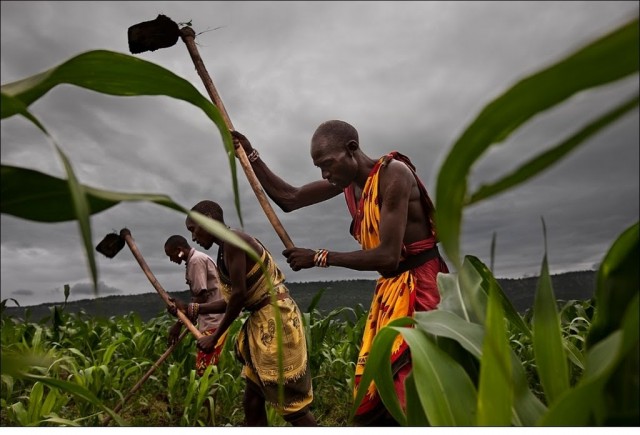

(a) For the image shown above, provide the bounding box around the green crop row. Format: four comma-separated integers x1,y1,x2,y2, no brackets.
2,284,617,426
0,293,366,426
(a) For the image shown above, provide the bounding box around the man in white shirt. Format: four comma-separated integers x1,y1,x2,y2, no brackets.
164,234,227,375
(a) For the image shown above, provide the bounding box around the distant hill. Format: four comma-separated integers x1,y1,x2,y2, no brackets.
3,271,596,323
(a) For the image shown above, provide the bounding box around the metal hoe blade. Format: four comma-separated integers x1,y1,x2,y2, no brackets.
127,14,180,54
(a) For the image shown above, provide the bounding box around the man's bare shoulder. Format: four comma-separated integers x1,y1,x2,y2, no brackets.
380,158,416,186
229,230,264,255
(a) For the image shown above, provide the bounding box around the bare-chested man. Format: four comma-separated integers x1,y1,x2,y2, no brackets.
232,120,449,425
177,200,317,427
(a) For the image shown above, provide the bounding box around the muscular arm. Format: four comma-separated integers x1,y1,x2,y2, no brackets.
284,162,412,273
197,299,228,314
233,131,342,211
250,157,342,211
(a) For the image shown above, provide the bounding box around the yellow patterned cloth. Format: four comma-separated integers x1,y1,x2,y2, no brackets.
216,241,313,416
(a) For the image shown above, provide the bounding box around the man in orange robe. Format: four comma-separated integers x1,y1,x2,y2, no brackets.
232,121,448,425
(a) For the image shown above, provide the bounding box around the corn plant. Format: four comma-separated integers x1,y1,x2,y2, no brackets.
1,277,615,427
5,381,71,426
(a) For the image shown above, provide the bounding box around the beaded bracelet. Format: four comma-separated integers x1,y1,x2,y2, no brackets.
187,302,200,322
247,148,260,163
314,249,329,268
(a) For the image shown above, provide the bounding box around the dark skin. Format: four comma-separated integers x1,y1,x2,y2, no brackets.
232,129,433,275
164,243,220,346
165,244,190,346
179,212,317,427
184,217,254,355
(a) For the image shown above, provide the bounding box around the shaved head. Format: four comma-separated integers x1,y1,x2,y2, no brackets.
190,200,225,223
311,120,359,152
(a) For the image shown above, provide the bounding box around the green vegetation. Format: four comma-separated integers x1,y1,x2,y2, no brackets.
1,289,602,426
0,294,364,426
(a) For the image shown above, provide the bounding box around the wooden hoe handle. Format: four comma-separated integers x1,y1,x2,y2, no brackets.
120,229,203,339
179,27,294,250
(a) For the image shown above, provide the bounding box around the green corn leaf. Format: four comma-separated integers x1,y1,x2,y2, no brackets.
435,17,639,268
414,310,484,358
122,365,143,384
41,416,81,427
2,375,15,399
63,284,70,305
31,326,44,349
468,94,639,204
466,255,532,339
0,90,101,293
10,402,28,426
183,369,197,408
40,387,59,417
1,49,242,226
350,318,411,425
458,257,488,325
395,326,478,426
66,347,90,365
306,288,326,313
55,145,99,295
187,211,259,263
404,369,430,426
438,255,531,339
563,340,586,371
532,220,569,405
0,93,48,133
436,272,475,322
540,293,639,425
1,53,243,294
586,221,639,423
21,373,126,426
588,222,639,347
1,350,54,377
476,279,512,426
1,165,187,222
414,310,546,425
2,158,188,296
302,312,312,355
101,341,121,366
98,365,110,386
27,382,45,423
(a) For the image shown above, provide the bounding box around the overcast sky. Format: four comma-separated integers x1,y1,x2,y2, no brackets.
1,1,638,307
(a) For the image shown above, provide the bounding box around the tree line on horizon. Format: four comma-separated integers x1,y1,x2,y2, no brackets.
4,269,597,322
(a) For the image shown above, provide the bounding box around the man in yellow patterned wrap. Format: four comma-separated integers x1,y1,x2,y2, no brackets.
232,121,449,426
178,200,317,427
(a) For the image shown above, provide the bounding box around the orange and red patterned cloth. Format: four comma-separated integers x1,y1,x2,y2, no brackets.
195,328,228,376
343,151,448,424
